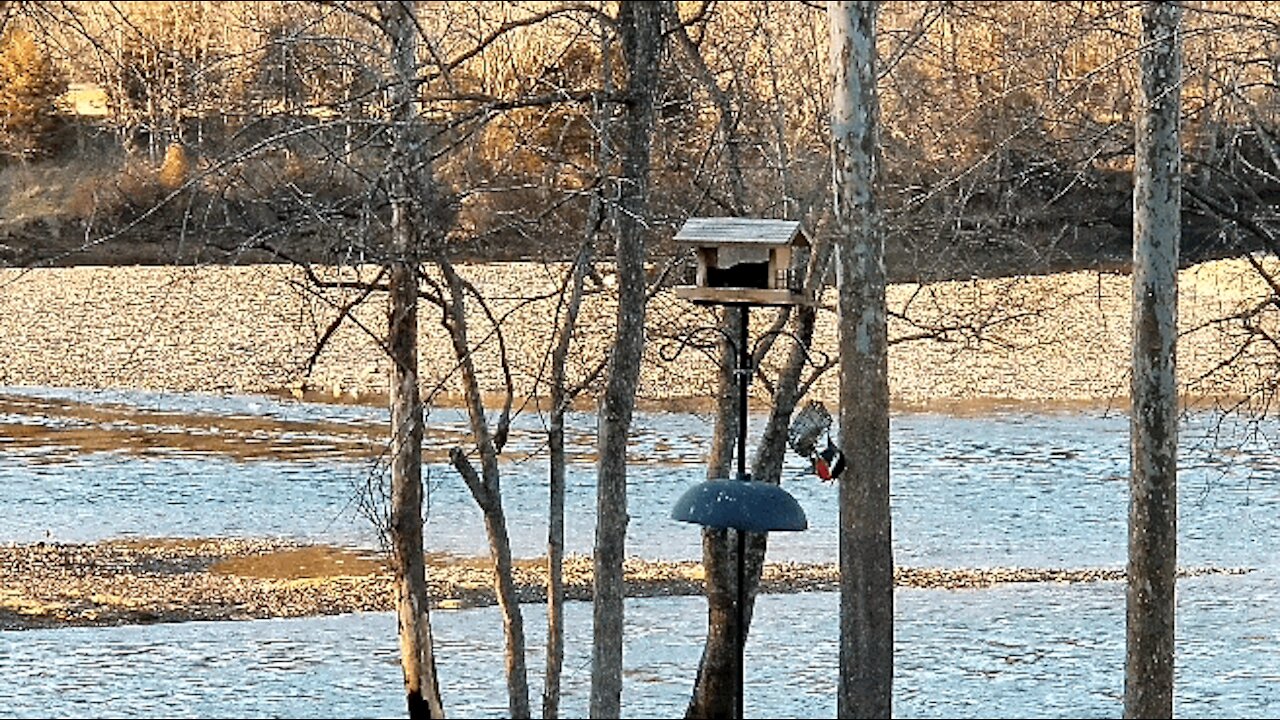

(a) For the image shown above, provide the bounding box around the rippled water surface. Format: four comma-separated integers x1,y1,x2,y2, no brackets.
6,575,1280,719
3,385,1280,717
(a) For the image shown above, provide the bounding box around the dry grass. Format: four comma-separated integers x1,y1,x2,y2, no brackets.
0,158,138,224
0,162,84,224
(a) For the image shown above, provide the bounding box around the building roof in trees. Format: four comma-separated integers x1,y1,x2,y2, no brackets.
62,83,108,117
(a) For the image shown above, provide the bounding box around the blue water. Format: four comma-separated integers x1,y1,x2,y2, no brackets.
2,385,1279,717
5,575,1280,718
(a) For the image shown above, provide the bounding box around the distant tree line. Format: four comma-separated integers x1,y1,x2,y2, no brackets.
1,2,1277,278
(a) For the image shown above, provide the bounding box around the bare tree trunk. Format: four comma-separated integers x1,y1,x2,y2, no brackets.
672,4,750,710
590,2,661,717
546,27,617,713
439,260,531,719
708,306,743,483
544,403,568,718
1126,3,1181,718
687,239,832,719
684,523,736,719
683,302,740,719
453,457,530,719
388,216,443,720
544,230,596,720
830,2,892,718
383,2,444,717
676,5,838,712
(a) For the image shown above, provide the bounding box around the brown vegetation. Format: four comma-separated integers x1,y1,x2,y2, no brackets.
1,2,1277,281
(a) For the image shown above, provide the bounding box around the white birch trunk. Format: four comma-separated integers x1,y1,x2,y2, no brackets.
830,2,893,717
1127,2,1182,718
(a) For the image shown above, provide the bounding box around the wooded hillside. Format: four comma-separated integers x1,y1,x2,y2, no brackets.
1,1,1278,282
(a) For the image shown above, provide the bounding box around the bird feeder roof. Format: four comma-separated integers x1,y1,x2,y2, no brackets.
674,217,809,248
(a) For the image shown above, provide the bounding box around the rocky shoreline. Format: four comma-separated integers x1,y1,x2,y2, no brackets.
0,259,1276,407
0,538,1250,631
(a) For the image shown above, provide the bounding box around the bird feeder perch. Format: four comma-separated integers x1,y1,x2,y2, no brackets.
673,217,811,307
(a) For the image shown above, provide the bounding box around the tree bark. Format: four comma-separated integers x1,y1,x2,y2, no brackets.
590,3,660,717
546,29,616,713
830,2,893,718
440,260,531,719
382,2,444,717
677,4,835,710
673,3,752,710
683,302,740,720
1126,3,1181,718
684,242,830,719
544,230,596,720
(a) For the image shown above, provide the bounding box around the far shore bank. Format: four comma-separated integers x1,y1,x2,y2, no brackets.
266,385,1243,417
1,259,1277,409
0,538,1251,631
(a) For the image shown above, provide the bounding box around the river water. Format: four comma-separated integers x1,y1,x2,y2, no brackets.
1,385,1279,718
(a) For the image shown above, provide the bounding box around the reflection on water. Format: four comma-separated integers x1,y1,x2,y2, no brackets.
3,385,1280,717
0,390,430,462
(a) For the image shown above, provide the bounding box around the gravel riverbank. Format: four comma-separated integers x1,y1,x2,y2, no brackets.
0,258,1275,408
0,539,1249,630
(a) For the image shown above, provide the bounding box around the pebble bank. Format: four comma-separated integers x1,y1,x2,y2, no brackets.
0,538,1247,630
0,259,1273,408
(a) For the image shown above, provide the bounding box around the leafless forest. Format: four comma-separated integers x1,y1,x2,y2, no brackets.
0,2,1274,718
1,2,1277,278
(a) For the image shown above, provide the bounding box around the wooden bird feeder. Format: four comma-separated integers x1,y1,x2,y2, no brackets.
672,217,811,306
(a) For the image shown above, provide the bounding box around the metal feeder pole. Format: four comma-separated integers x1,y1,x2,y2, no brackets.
735,304,749,720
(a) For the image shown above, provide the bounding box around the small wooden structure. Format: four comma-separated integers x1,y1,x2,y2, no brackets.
672,217,810,306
